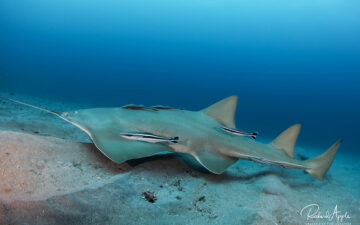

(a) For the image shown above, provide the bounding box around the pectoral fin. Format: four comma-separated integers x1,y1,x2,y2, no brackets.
88,128,172,164
192,149,238,174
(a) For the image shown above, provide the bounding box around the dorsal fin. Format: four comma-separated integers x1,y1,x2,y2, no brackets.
201,96,238,127
271,124,301,158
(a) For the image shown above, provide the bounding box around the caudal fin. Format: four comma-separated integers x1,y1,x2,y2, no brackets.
305,139,341,180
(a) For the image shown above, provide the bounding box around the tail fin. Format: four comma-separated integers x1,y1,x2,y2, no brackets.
305,139,341,180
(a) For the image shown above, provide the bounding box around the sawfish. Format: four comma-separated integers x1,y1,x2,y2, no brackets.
4,96,341,180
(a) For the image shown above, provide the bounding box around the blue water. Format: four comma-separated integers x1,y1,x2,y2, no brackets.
1,0,359,152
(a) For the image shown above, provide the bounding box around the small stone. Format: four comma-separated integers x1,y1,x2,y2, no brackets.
176,196,182,200
141,191,157,203
198,196,206,202
72,162,82,168
173,180,181,186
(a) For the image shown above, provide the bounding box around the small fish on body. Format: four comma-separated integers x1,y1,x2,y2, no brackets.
122,104,156,111
221,126,258,140
119,131,179,144
249,156,277,166
151,105,178,110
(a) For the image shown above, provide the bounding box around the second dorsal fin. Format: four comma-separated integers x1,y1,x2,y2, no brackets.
201,96,238,127
271,124,301,158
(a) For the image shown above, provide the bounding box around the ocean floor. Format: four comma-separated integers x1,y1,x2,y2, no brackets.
0,92,359,225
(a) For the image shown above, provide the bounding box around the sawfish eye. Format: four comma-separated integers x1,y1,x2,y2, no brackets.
63,112,69,117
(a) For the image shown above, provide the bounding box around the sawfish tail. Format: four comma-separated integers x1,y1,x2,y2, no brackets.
304,139,342,180
271,124,340,180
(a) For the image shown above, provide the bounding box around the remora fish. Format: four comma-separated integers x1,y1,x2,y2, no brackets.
221,126,258,140
151,105,178,110
122,104,156,111
3,96,341,181
119,132,179,143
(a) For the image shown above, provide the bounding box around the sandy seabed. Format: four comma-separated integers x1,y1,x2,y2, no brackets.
0,92,359,225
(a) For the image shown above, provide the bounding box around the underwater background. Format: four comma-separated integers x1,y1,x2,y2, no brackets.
1,0,359,152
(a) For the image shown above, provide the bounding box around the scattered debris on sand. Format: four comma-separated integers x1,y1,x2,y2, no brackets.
198,195,206,202
141,191,157,203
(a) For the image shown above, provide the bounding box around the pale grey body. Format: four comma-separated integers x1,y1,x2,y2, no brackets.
5,96,341,180
69,108,307,169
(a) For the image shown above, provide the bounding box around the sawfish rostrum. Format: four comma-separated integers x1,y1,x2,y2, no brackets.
5,96,341,180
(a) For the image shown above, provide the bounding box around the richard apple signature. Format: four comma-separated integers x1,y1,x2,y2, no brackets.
300,204,351,223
